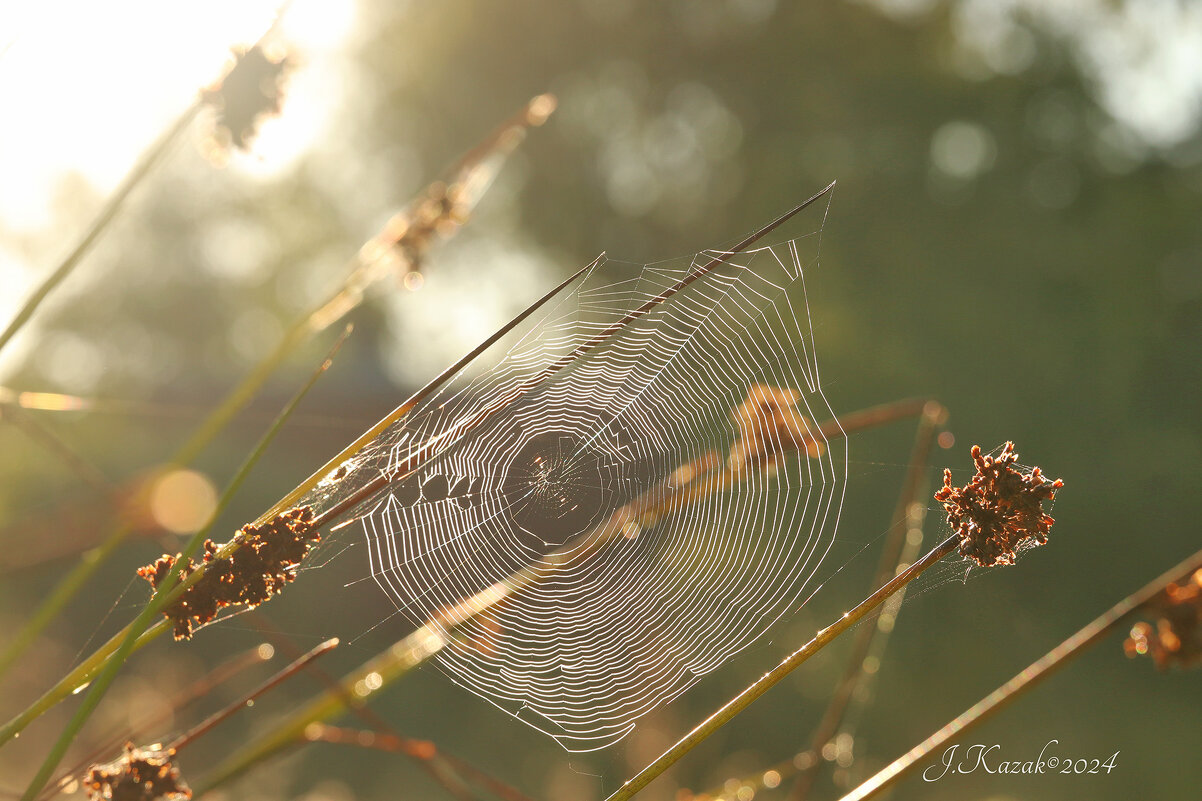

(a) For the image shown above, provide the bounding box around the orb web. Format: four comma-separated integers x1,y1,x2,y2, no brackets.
299,209,847,751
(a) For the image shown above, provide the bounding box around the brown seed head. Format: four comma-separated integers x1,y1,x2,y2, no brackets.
935,442,1063,567
379,181,473,275
84,742,190,801
137,506,319,640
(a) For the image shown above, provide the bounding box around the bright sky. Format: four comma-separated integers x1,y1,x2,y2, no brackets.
0,0,356,362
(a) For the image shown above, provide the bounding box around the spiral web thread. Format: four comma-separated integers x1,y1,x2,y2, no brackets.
300,211,847,751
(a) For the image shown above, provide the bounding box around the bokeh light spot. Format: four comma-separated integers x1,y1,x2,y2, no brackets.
930,120,997,179
150,469,218,534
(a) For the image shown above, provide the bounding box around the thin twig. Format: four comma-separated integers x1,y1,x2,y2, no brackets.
836,545,1202,801
309,726,537,801
243,612,486,801
167,639,339,752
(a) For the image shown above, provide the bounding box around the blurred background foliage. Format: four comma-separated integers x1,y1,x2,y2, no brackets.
0,1,1199,800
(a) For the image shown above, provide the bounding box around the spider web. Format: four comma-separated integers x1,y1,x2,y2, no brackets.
297,202,847,751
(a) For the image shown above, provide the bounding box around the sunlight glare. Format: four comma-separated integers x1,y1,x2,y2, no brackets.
0,0,358,379
0,1,278,230
0,0,357,227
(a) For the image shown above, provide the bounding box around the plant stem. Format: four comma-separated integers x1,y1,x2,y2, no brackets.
836,545,1202,801
20,593,178,799
602,533,960,801
0,621,167,750
0,535,133,683
10,328,348,794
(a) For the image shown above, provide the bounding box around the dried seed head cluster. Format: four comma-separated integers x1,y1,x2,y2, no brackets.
84,742,190,801
138,507,318,640
1124,568,1202,669
728,384,824,474
203,44,291,151
361,94,557,284
379,180,472,276
935,442,1063,567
